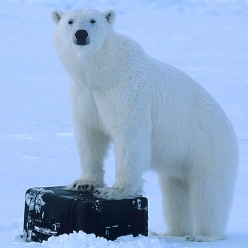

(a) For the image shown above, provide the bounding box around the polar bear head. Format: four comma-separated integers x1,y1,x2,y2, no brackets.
52,9,116,57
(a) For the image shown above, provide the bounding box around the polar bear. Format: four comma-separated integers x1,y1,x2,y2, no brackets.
52,9,238,242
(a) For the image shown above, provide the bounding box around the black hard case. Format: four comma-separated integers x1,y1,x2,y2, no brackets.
23,186,148,242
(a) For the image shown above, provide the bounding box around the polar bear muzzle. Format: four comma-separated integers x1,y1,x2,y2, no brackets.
74,29,90,45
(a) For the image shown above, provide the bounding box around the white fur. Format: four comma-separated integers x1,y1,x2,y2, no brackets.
52,9,238,242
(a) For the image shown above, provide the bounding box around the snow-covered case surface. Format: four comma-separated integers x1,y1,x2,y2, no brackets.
23,186,148,242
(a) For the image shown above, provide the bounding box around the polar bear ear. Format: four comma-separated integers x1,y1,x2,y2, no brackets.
104,10,116,24
52,10,64,24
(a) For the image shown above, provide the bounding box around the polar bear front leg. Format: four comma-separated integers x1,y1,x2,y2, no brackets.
67,127,110,192
94,125,151,200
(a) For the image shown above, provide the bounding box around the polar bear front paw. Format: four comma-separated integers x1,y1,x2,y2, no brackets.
93,187,139,200
66,180,104,192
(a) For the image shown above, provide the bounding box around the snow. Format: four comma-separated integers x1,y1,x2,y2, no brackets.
0,0,247,247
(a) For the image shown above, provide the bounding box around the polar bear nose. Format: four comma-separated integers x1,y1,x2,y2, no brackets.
74,30,89,45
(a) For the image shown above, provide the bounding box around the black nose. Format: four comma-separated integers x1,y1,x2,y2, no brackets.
75,30,88,43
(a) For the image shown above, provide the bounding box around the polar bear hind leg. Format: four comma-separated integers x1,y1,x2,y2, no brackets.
159,176,193,237
187,175,231,242
159,168,233,242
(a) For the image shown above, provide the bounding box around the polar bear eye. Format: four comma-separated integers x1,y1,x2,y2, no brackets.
68,20,74,25
90,19,96,24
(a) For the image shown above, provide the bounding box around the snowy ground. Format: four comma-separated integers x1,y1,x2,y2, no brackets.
0,0,248,247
